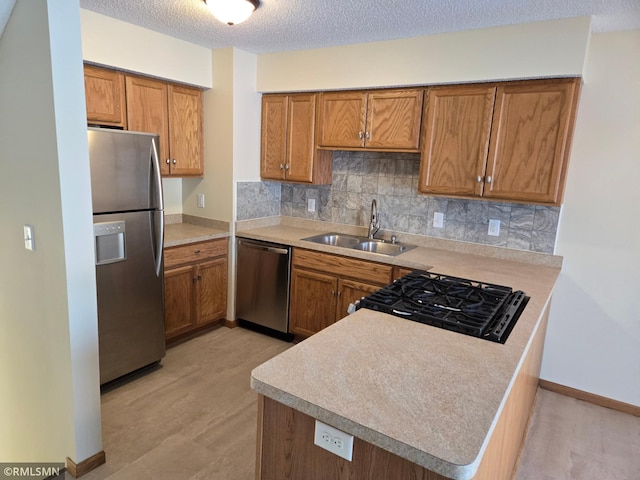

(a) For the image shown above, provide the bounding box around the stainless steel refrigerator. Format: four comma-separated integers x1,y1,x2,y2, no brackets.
88,127,165,385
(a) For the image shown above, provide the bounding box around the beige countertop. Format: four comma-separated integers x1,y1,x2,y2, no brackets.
164,222,229,248
248,221,560,479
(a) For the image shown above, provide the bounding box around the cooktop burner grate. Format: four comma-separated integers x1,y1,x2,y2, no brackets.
357,270,529,343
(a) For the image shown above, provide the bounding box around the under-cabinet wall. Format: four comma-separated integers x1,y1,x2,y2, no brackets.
236,151,561,254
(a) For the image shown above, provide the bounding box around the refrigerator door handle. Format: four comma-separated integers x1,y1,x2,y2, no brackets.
151,136,164,277
151,138,164,211
153,211,164,277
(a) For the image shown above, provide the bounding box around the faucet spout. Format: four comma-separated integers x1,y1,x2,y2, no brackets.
368,199,380,239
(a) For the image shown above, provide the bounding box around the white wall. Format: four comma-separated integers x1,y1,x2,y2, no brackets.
0,0,102,463
162,178,183,215
257,17,591,92
232,49,261,183
80,9,212,88
182,47,261,319
541,30,640,406
183,48,235,221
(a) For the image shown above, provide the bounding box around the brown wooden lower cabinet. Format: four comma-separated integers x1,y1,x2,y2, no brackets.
256,304,551,480
289,249,393,338
393,265,416,280
163,238,228,342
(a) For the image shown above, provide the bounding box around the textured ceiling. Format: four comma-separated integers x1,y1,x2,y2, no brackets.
81,0,640,54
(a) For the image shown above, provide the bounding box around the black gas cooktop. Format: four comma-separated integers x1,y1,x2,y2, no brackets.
356,270,529,343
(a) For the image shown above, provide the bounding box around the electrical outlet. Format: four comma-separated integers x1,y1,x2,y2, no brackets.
488,219,501,236
307,198,316,213
433,212,444,229
197,194,205,208
314,420,354,461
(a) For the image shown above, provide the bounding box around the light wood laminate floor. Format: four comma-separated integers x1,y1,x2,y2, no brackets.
72,327,639,479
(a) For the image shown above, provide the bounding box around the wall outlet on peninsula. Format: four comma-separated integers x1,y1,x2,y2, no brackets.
314,420,353,461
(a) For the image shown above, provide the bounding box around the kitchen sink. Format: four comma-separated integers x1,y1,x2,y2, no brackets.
301,232,361,248
351,240,415,256
301,232,416,257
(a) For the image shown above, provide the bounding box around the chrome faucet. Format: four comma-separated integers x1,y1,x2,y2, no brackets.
368,199,380,239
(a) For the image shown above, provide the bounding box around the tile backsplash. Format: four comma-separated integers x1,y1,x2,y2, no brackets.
236,151,560,254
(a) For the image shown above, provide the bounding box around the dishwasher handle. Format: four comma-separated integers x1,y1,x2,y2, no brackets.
238,239,289,255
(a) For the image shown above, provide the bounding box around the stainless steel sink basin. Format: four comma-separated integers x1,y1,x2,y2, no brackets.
351,240,415,256
301,232,361,248
302,232,416,257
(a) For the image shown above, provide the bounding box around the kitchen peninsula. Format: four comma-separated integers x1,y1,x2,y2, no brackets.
247,220,561,479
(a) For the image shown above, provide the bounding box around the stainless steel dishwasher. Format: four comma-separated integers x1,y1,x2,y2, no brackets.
236,237,291,334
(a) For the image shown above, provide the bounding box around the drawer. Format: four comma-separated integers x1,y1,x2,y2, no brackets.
164,238,228,269
293,248,393,286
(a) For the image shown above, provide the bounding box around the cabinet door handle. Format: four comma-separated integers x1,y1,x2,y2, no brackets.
172,159,177,165
337,291,342,297
365,132,370,140
193,276,198,283
358,131,364,140
486,176,492,184
279,163,284,170
477,176,484,183
197,274,202,280
284,164,289,171
331,290,336,296
166,159,171,164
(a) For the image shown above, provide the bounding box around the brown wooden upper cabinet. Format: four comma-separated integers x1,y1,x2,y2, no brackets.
84,65,204,177
484,79,580,204
126,76,203,177
260,93,332,184
419,85,496,197
317,89,424,151
419,78,580,205
84,65,127,128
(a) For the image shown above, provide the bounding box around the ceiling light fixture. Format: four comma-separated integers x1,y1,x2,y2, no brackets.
205,0,259,26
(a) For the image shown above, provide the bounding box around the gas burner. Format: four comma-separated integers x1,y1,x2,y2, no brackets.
357,270,529,343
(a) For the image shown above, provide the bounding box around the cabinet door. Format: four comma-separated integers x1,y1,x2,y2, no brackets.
286,94,317,182
168,84,204,177
164,265,195,339
485,79,580,204
196,257,227,325
290,269,337,337
418,86,495,196
317,91,367,148
392,266,415,281
260,95,287,180
336,279,380,321
84,65,126,128
125,76,170,175
365,89,424,151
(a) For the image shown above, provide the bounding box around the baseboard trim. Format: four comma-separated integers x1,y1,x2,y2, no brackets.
66,451,106,478
223,318,238,328
539,379,640,417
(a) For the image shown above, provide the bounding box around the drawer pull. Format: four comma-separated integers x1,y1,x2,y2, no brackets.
194,249,201,254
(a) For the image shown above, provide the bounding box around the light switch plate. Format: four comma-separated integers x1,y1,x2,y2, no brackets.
307,198,316,213
197,194,205,208
488,219,501,236
24,224,35,251
433,212,444,229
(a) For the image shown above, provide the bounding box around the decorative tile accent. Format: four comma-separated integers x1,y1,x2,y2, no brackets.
236,152,561,254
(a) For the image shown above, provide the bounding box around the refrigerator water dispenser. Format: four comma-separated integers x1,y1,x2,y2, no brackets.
94,221,126,265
